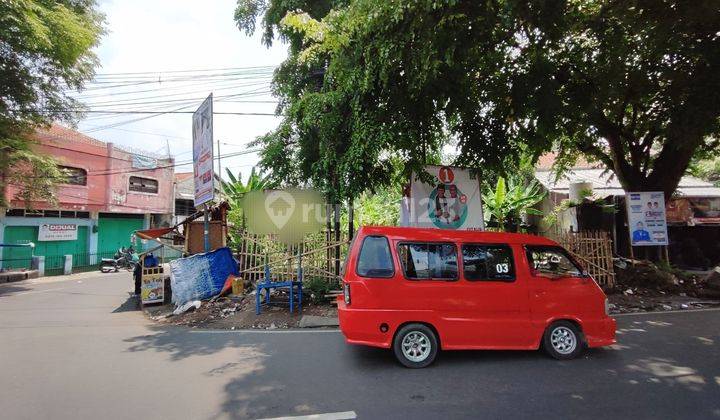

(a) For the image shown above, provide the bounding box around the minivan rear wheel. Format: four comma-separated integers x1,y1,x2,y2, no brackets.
543,321,585,360
393,323,438,368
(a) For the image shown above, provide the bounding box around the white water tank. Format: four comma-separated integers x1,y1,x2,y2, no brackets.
569,181,593,201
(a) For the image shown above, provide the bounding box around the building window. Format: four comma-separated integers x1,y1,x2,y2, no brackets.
398,242,458,280
59,166,87,186
129,176,158,194
174,199,195,216
4,209,89,218
356,236,394,278
462,244,515,282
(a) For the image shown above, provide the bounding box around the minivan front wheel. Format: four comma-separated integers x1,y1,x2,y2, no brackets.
393,323,438,368
543,321,585,360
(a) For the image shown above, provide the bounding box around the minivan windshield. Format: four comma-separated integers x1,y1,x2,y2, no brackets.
526,246,583,277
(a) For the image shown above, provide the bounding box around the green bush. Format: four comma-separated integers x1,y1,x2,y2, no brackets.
306,277,331,304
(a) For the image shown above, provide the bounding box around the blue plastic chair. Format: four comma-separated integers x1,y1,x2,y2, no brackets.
255,260,303,315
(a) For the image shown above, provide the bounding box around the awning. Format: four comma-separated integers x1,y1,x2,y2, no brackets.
135,227,174,240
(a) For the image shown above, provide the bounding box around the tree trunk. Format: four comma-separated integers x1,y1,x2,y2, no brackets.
615,135,701,200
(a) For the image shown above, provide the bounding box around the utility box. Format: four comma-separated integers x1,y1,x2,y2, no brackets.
63,255,73,275
31,256,45,277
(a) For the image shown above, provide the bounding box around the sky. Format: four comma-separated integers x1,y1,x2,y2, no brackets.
73,0,288,180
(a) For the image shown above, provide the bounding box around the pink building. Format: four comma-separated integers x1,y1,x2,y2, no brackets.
5,124,174,214
1,125,175,271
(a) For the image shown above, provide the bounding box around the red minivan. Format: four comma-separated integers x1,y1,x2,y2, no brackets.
338,226,616,368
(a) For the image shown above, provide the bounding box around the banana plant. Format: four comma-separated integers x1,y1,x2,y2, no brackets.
221,167,274,204
221,167,276,229
483,176,547,231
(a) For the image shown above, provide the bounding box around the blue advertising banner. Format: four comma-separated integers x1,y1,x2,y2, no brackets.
626,191,668,246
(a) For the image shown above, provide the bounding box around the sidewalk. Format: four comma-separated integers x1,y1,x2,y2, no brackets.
0,270,129,287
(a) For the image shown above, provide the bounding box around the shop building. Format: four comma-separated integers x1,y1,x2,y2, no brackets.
0,124,174,272
534,153,720,269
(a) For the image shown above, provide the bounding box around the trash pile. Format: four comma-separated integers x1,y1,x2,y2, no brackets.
608,259,720,314
148,286,338,329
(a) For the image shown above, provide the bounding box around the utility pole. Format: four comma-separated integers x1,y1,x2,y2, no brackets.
216,138,222,182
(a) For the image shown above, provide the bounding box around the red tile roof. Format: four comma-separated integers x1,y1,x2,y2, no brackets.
175,172,193,182
535,152,598,170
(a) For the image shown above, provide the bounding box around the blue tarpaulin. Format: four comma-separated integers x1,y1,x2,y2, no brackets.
169,247,239,306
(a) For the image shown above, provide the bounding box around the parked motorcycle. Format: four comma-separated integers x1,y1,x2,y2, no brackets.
100,246,138,273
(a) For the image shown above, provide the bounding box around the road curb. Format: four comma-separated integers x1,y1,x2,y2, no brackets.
613,307,720,317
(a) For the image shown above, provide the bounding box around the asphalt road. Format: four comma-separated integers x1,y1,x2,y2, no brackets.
1,273,719,420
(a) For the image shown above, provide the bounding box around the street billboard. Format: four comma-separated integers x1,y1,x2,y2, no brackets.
406,165,484,230
241,188,326,244
192,94,214,207
626,191,668,246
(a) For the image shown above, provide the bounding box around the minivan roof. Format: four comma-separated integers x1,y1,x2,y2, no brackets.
357,226,559,246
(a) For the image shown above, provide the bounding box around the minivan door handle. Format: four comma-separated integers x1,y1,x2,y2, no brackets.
534,290,547,298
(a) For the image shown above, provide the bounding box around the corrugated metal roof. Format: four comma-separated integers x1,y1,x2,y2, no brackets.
535,168,720,197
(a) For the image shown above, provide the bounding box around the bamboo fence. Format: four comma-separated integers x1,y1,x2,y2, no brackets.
553,230,616,287
233,230,350,286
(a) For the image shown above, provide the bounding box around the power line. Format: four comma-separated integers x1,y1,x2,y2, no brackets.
78,124,191,141
71,76,273,100
20,148,261,180
84,149,261,177
71,69,276,92
77,93,276,110
77,85,274,107
92,65,277,76
55,110,278,115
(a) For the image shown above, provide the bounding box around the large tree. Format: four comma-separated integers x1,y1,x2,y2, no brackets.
235,0,450,203
0,0,104,206
239,0,720,200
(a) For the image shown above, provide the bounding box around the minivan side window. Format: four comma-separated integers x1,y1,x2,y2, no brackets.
462,244,515,282
397,242,458,280
356,236,394,278
525,246,582,277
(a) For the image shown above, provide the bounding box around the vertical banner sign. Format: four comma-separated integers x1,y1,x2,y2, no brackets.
626,191,668,246
192,94,214,207
408,165,484,230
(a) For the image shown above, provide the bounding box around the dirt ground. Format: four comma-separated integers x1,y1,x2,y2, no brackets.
606,259,720,313
145,290,338,329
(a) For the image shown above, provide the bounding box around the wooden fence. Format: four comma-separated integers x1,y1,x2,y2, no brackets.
233,230,350,286
553,230,615,287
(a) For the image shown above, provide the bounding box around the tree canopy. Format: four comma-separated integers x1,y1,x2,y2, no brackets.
0,0,104,206
237,0,720,201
